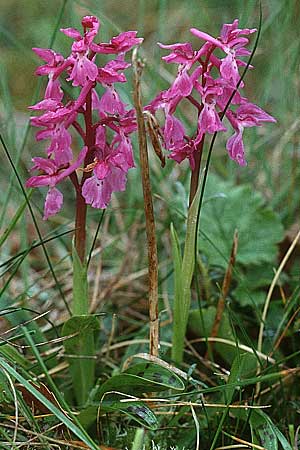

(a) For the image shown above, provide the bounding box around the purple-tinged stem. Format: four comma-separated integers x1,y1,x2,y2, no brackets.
74,90,94,263
189,137,204,206
72,121,86,141
188,47,214,206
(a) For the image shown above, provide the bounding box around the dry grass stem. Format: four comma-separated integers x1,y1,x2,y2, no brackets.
132,48,159,357
190,337,275,363
222,433,266,450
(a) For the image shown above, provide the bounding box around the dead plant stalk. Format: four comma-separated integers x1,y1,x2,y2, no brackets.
132,48,159,356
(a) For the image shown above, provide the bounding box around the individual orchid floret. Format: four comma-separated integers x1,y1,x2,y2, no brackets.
96,86,126,115
36,123,73,166
67,49,98,87
29,100,76,165
26,146,87,189
169,140,197,169
226,127,246,166
26,147,87,219
158,42,196,100
33,48,65,76
229,101,277,127
82,130,127,209
32,48,66,100
61,16,100,86
60,15,100,46
196,82,227,141
158,42,195,65
82,169,127,209
191,19,256,86
219,19,257,46
225,101,276,165
92,31,143,55
163,114,186,150
43,188,64,220
163,114,197,169
97,60,129,84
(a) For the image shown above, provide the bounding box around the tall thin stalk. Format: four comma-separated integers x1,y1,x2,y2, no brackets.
74,90,94,264
133,49,159,357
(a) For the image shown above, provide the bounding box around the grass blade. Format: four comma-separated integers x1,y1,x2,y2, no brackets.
0,358,100,450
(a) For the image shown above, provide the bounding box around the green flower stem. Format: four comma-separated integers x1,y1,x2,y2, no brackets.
72,240,89,316
189,137,204,206
65,89,97,405
171,185,201,364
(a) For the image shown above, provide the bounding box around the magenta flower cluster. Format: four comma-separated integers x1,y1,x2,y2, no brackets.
27,17,276,220
145,19,276,168
26,16,142,219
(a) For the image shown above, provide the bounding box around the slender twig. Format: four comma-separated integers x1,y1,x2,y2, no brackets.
132,48,159,357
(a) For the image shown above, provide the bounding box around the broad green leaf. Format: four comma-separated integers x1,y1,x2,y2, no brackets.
93,367,184,401
232,263,284,307
124,362,185,391
131,428,145,450
253,410,292,450
101,392,158,430
94,373,164,399
234,408,292,450
200,175,284,268
249,411,278,450
256,422,278,450
78,395,158,430
77,405,99,429
62,315,100,406
272,423,293,450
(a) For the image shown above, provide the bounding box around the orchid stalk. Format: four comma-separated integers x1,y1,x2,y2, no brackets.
26,15,142,298
26,15,142,403
146,19,276,363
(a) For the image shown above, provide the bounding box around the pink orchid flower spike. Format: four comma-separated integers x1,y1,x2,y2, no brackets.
145,18,275,168
27,15,143,220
